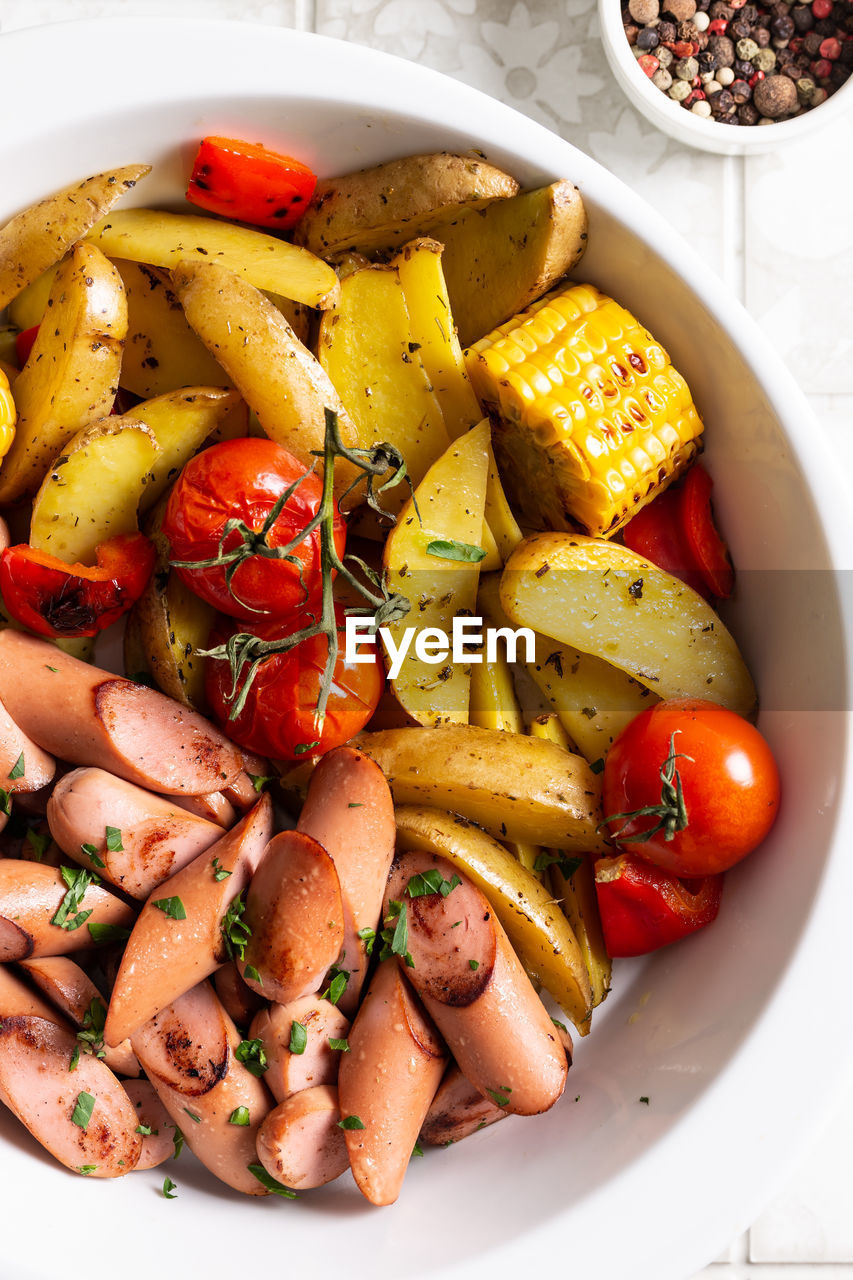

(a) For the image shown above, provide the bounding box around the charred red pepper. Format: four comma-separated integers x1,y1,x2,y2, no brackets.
186,136,317,231
594,852,723,957
0,533,155,638
14,325,39,367
622,464,733,600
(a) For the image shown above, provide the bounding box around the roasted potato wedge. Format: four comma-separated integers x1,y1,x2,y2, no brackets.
354,723,607,852
87,208,339,308
0,244,127,504
293,152,519,258
7,266,56,332
395,805,593,1033
0,163,148,311
171,260,359,491
382,421,490,726
484,444,524,562
318,263,450,505
500,533,757,717
478,570,655,763
130,386,247,512
29,415,160,563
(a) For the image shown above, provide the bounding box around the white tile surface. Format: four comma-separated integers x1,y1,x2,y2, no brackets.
1,0,852,1275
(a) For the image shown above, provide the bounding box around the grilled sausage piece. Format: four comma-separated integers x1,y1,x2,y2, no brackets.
297,745,396,1016
338,958,447,1206
0,630,242,795
249,997,350,1102
384,852,568,1117
131,980,273,1195
105,796,273,1046
18,955,139,1077
419,1064,507,1146
122,1078,177,1170
0,860,135,962
239,830,344,1005
255,1086,350,1190
47,767,223,899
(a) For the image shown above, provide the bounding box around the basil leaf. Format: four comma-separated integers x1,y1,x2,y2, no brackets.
288,1021,307,1055
105,826,123,852
337,1115,365,1131
328,1038,349,1053
153,896,186,921
425,539,486,563
71,1091,96,1130
7,752,25,780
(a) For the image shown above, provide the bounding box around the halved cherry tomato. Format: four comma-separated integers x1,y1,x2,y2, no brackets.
0,533,155,638
594,852,723,956
601,698,780,877
205,606,383,761
622,464,733,600
162,437,345,623
186,136,317,231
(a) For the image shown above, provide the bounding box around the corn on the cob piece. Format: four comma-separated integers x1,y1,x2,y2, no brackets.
0,366,17,460
467,282,703,538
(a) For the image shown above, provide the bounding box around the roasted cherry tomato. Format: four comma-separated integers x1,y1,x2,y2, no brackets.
601,699,780,877
205,606,383,761
0,533,155,638
594,852,723,956
163,437,345,623
186,136,317,231
622,464,733,600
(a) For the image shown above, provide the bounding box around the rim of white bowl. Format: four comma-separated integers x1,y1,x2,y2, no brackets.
598,0,853,155
2,18,853,1280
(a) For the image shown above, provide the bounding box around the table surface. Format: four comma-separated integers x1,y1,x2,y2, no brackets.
1,0,852,1274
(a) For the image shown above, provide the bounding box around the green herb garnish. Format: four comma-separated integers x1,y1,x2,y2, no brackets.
52,866,98,931
288,1021,307,1055
248,1163,297,1198
337,1115,365,1131
71,1090,96,1130
235,1039,268,1077
221,892,251,961
406,869,460,899
153,896,186,920
228,1107,250,1126
162,1176,178,1199
425,539,486,563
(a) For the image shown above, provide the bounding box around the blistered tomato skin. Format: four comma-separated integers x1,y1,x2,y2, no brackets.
205,608,384,761
602,698,780,877
163,437,345,623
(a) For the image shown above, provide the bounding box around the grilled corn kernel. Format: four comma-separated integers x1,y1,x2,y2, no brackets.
467,283,703,537
0,367,16,461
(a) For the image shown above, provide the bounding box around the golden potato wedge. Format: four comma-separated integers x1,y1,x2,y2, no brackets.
0,243,127,504
318,263,450,507
7,266,57,332
395,805,593,1033
114,260,231,398
0,327,18,370
500,533,757,717
130,386,246,512
382,421,490,726
484,444,524,562
122,604,152,683
0,163,149,311
430,181,587,347
293,152,519,258
30,415,160,563
354,723,607,852
171,260,359,490
87,208,339,308
478,570,654,764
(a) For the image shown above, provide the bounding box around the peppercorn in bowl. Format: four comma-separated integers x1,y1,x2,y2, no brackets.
600,0,853,152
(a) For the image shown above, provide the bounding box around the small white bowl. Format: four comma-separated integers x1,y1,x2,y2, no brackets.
599,0,853,153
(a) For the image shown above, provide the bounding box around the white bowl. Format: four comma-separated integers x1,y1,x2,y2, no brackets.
2,17,853,1280
599,0,853,154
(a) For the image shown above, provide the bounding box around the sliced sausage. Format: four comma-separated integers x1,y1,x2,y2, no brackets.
0,694,56,794
0,960,69,1023
297,745,396,1016
0,860,135,962
338,958,447,1206
121,1078,177,1170
171,791,237,828
420,1064,507,1146
105,796,273,1046
249,997,350,1102
17,955,139,1078
0,1014,142,1177
131,980,272,1195
47,767,224,898
214,962,266,1029
384,852,568,1117
223,752,271,812
255,1086,349,1190
239,830,344,1005
0,630,242,795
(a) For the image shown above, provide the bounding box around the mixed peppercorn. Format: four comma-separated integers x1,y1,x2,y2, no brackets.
622,0,853,124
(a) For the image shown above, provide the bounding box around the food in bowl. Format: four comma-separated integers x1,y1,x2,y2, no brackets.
0,136,781,1207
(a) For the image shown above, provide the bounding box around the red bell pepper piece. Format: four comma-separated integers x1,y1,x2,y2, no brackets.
0,533,155,639
186,136,317,231
14,325,39,367
594,852,723,957
622,463,733,600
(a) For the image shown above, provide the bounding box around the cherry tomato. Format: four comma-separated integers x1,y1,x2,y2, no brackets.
163,437,345,622
205,607,383,761
601,699,780,877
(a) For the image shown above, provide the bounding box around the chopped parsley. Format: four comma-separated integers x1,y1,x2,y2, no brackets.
337,1115,365,1131
247,773,274,792
248,1163,297,1198
328,1038,349,1053
211,857,231,881
25,829,51,862
71,1090,96,1130
357,926,376,955
485,1086,513,1109
406,869,461,899
288,1021,307,1055
162,1176,178,1199
321,965,349,1006
52,866,98,932
235,1038,268,1077
80,842,105,868
469,959,479,971
75,998,107,1061
533,851,582,879
221,892,251,961
228,1107,250,1127
379,900,413,967
7,752,25,780
87,921,130,945
244,964,262,985
153,896,186,920
105,826,123,852
425,539,486,563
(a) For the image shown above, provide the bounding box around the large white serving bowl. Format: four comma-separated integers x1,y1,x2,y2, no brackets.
1,18,852,1280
